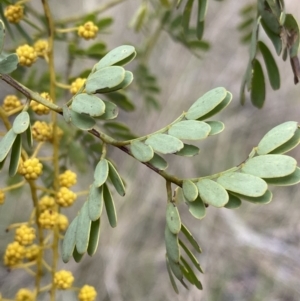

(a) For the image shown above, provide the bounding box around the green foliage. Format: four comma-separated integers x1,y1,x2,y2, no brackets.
1,0,300,297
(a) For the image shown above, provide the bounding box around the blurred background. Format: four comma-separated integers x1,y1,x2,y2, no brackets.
1,0,300,300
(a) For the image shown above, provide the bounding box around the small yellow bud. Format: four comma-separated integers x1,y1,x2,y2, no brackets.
2,95,22,112
18,158,43,180
58,170,77,188
15,225,36,246
33,40,48,57
15,288,35,301
56,187,77,207
54,270,74,289
78,21,99,40
4,5,24,24
70,78,86,95
30,92,52,115
32,121,52,142
16,44,37,67
78,285,97,301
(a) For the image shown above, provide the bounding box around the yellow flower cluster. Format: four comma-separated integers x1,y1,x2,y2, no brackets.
32,121,52,142
78,285,97,301
30,92,52,115
78,21,99,40
2,95,22,112
15,225,36,246
0,189,5,205
56,187,77,207
38,210,58,229
70,78,86,95
16,44,37,67
4,4,24,24
54,270,74,289
25,244,40,261
59,170,77,188
18,158,43,180
3,241,25,266
33,39,48,57
57,214,69,231
38,195,56,212
15,288,35,301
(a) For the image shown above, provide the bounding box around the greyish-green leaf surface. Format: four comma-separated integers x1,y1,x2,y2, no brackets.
26,122,33,148
186,195,206,219
75,202,91,254
97,100,118,120
232,189,273,205
166,203,181,234
145,134,183,154
181,223,202,253
88,184,104,221
269,128,300,154
198,91,232,120
86,66,125,94
257,121,298,155
130,140,154,162
94,45,136,70
251,59,265,108
197,179,229,207
9,134,21,177
182,180,198,202
148,153,168,170
94,159,109,187
12,111,30,134
0,129,17,162
206,121,224,135
103,184,117,227
225,193,242,209
258,41,280,90
69,109,96,130
0,53,19,74
241,155,297,178
166,255,179,294
87,218,101,256
175,144,200,157
168,120,211,140
72,94,105,117
165,225,180,263
62,216,78,263
108,161,125,196
264,167,300,186
186,87,227,120
217,172,267,197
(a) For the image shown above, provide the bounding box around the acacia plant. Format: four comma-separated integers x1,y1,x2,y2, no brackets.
0,0,299,299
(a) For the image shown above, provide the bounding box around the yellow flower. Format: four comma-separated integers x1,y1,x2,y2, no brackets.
32,121,52,142
30,92,52,115
78,285,97,301
2,95,22,112
15,288,35,301
33,40,48,57
70,78,86,95
25,244,40,261
54,270,74,289
57,214,69,232
59,170,77,188
18,158,43,180
15,225,36,246
4,5,24,24
38,195,56,212
56,187,77,207
3,241,25,266
16,44,37,67
78,21,99,40
38,210,58,229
